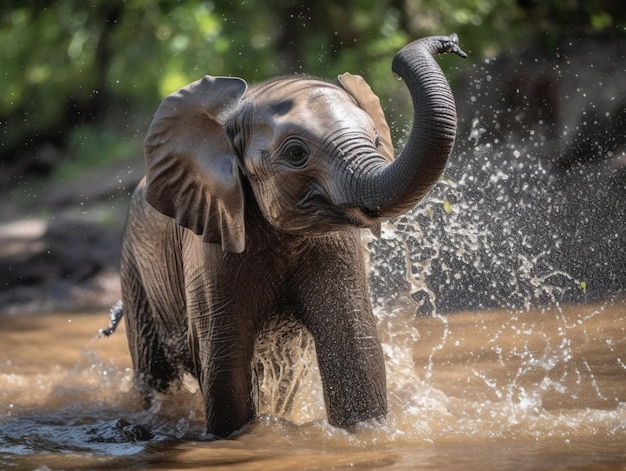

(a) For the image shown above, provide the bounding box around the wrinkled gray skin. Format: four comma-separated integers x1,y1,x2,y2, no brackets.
120,34,466,438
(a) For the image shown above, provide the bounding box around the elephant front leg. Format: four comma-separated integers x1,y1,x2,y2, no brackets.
310,311,387,428
188,312,257,438
294,235,387,428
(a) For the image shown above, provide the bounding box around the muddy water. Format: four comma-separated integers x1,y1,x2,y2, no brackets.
1,298,625,470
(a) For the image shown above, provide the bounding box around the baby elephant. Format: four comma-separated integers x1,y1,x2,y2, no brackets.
114,34,465,437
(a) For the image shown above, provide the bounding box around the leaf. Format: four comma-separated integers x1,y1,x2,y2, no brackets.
443,199,453,214
579,280,587,294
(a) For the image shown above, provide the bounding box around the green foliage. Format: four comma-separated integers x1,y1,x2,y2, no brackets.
1,0,624,177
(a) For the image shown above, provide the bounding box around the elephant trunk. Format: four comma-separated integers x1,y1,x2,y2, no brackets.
357,34,466,219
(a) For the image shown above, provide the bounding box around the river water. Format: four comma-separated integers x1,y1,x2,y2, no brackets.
1,296,625,470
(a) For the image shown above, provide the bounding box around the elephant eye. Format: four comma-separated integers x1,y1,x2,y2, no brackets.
279,139,310,167
374,133,381,148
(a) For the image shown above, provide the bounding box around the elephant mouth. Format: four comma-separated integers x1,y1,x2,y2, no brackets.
302,193,380,232
340,205,380,229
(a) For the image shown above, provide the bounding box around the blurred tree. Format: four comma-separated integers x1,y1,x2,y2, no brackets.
0,0,623,184
515,0,625,33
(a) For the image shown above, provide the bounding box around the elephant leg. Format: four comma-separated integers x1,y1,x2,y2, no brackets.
294,238,387,428
121,260,181,400
306,305,387,428
188,308,257,438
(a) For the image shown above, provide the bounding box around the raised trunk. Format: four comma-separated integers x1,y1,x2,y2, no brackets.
358,34,466,218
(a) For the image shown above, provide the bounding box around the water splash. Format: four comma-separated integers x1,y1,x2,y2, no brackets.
248,125,626,437
368,142,591,315
252,319,323,424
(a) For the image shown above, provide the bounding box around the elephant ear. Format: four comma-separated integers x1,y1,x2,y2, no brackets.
144,75,248,253
337,73,394,163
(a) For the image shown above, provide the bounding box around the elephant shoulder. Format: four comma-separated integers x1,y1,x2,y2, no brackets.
127,178,177,237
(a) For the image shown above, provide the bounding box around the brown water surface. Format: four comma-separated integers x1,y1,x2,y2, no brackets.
1,298,625,470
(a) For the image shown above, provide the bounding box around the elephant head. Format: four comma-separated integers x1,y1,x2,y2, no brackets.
144,34,466,252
